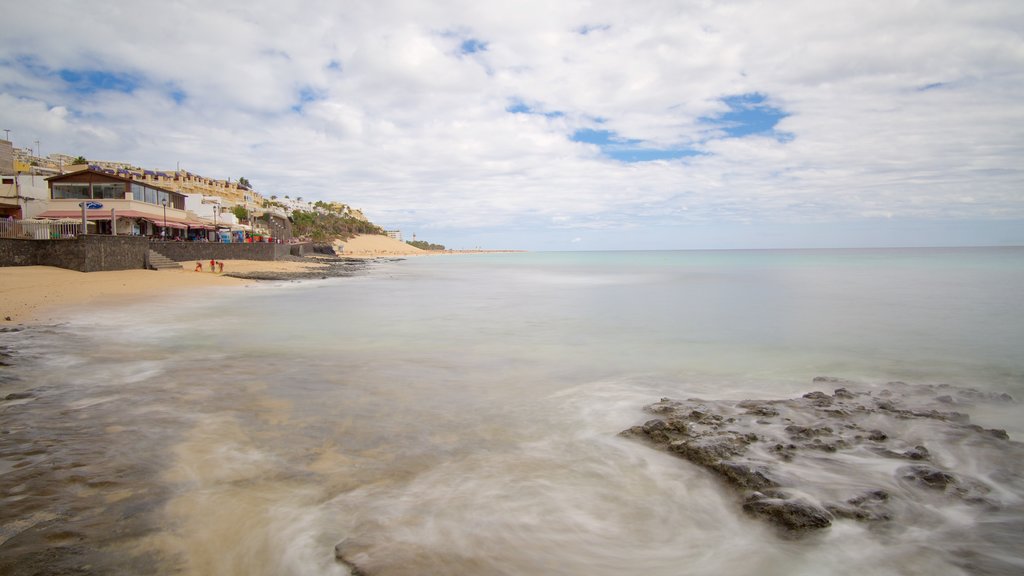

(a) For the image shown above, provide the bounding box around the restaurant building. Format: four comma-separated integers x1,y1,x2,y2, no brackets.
39,167,216,238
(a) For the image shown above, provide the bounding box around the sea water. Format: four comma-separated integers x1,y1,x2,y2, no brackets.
2,247,1023,575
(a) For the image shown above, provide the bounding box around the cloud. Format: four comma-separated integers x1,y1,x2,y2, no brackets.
1,0,1022,249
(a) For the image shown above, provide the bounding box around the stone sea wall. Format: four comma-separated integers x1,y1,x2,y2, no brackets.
0,236,307,271
0,236,150,271
150,241,299,262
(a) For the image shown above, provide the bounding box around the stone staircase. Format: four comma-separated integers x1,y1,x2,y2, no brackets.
147,249,183,271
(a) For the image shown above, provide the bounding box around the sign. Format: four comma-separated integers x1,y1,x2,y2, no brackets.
79,201,104,209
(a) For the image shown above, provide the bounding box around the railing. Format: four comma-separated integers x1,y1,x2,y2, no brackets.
0,219,82,239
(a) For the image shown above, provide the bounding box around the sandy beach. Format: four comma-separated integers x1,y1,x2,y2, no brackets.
1,263,254,325
0,234,433,325
334,233,427,257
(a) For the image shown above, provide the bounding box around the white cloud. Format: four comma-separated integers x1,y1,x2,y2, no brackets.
1,0,1022,248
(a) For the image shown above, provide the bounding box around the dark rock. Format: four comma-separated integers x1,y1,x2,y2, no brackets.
4,392,34,401
899,465,958,489
714,461,776,490
875,399,897,411
903,446,931,460
640,419,674,443
742,404,780,417
803,390,832,404
621,380,1019,538
669,436,749,466
828,490,892,521
785,425,833,439
743,492,832,531
987,428,1010,440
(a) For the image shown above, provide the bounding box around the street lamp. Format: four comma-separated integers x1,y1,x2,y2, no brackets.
161,198,167,239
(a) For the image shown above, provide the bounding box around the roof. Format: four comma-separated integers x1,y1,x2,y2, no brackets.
45,167,183,198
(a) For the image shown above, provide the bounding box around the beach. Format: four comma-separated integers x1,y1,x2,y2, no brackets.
0,261,308,325
0,234,429,325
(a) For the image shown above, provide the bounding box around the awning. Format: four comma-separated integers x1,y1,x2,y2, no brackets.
142,217,188,230
36,209,210,230
37,209,162,220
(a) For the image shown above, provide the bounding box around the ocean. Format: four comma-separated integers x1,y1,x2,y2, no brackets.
2,247,1023,575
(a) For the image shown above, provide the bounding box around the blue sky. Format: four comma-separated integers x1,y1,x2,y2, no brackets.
1,0,1022,250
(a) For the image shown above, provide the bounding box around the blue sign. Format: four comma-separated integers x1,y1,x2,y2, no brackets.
79,201,104,209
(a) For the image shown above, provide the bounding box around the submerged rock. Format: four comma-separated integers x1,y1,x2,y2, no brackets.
335,538,369,576
621,378,1021,536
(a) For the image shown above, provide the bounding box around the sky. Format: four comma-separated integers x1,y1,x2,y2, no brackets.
2,0,1022,250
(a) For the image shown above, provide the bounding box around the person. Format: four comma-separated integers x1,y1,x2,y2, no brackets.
209,259,215,272
217,261,224,273
194,261,202,272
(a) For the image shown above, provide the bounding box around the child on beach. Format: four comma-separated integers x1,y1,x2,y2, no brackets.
194,261,202,272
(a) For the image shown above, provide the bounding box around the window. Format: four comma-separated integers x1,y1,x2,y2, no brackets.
52,183,90,199
132,183,146,201
93,183,125,199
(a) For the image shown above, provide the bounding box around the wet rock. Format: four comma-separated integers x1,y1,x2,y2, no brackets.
622,378,1020,536
899,465,958,490
828,490,892,521
743,492,832,532
714,461,776,490
833,387,856,399
988,428,1010,440
802,391,833,407
903,446,930,460
5,392,34,401
785,425,833,440
867,429,888,442
669,435,750,467
741,404,780,417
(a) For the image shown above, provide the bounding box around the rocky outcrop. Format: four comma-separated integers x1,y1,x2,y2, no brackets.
224,256,372,281
621,378,1018,536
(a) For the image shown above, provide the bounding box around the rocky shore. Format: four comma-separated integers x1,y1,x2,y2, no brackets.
222,255,383,281
621,377,1021,540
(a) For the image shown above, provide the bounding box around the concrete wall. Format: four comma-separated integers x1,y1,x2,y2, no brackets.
149,241,293,262
0,236,308,271
0,235,150,271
